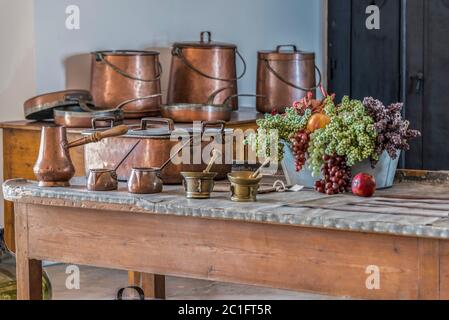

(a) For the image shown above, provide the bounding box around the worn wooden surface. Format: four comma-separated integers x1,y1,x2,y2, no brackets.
5,177,449,240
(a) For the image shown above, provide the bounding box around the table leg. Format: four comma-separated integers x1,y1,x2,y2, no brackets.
16,258,43,300
142,273,166,299
15,203,42,300
128,271,142,286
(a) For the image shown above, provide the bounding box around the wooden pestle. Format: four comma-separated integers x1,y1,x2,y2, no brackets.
204,149,221,173
251,158,272,179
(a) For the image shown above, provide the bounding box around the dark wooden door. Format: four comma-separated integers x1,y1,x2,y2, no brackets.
328,0,449,170
328,0,401,105
405,0,449,170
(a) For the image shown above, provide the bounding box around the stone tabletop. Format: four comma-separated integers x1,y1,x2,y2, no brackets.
4,176,449,240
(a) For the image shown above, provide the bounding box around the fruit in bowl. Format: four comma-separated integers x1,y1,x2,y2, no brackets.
352,173,376,197
307,113,331,133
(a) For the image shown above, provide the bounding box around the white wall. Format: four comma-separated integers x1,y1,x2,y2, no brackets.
34,0,325,104
0,0,36,226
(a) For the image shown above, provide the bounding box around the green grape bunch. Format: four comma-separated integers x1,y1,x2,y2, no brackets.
246,107,312,161
307,96,378,176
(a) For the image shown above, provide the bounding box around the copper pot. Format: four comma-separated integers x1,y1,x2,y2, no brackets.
167,31,246,110
83,119,232,185
87,169,118,191
91,50,163,118
256,45,322,114
128,168,163,194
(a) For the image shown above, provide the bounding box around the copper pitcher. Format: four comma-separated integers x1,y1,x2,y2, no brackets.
91,50,163,118
167,31,247,110
34,125,128,187
256,45,322,114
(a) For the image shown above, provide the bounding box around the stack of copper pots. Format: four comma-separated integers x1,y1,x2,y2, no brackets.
256,45,321,114
168,31,246,110
90,50,163,118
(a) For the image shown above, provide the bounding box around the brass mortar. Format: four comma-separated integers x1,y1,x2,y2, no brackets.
228,171,263,202
181,172,217,199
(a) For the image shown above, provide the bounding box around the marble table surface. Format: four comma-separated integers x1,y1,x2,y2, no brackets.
4,176,449,240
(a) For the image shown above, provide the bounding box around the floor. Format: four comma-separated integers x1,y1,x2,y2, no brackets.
45,264,345,300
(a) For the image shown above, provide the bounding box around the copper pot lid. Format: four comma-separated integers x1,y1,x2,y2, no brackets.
173,31,236,49
24,89,93,120
258,45,315,61
92,50,160,57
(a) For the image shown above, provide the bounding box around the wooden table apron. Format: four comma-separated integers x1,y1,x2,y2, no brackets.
10,196,449,300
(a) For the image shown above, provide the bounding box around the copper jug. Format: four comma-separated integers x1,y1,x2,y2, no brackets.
256,45,322,114
167,31,247,110
91,50,163,118
34,125,128,187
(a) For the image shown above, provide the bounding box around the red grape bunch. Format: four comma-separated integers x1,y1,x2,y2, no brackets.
315,154,351,195
290,130,310,172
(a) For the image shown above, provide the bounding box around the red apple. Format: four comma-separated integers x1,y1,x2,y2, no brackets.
352,173,376,197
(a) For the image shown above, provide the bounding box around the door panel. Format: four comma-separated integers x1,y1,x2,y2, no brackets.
421,0,449,170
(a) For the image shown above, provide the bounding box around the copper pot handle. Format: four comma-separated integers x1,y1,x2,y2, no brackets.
206,86,235,104
200,31,212,43
95,52,163,82
140,117,175,131
172,47,247,82
276,44,298,52
201,121,226,134
264,59,322,92
223,94,266,107
115,93,163,110
91,117,116,129
67,125,129,149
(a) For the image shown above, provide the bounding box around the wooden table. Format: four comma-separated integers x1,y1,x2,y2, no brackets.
0,109,261,252
4,173,449,300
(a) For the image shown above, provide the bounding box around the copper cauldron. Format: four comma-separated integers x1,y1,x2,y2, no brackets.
167,31,246,110
256,45,322,114
91,50,163,118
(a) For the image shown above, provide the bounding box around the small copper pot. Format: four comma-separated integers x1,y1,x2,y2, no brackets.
87,169,118,191
128,168,163,194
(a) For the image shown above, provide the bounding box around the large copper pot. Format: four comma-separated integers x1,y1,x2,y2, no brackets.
91,50,163,118
167,31,246,110
256,45,321,114
83,118,233,185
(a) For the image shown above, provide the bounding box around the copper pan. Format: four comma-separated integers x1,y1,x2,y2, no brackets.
161,86,264,123
53,94,162,128
24,90,93,120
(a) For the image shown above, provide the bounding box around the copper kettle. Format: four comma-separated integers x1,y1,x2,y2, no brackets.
34,125,128,187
